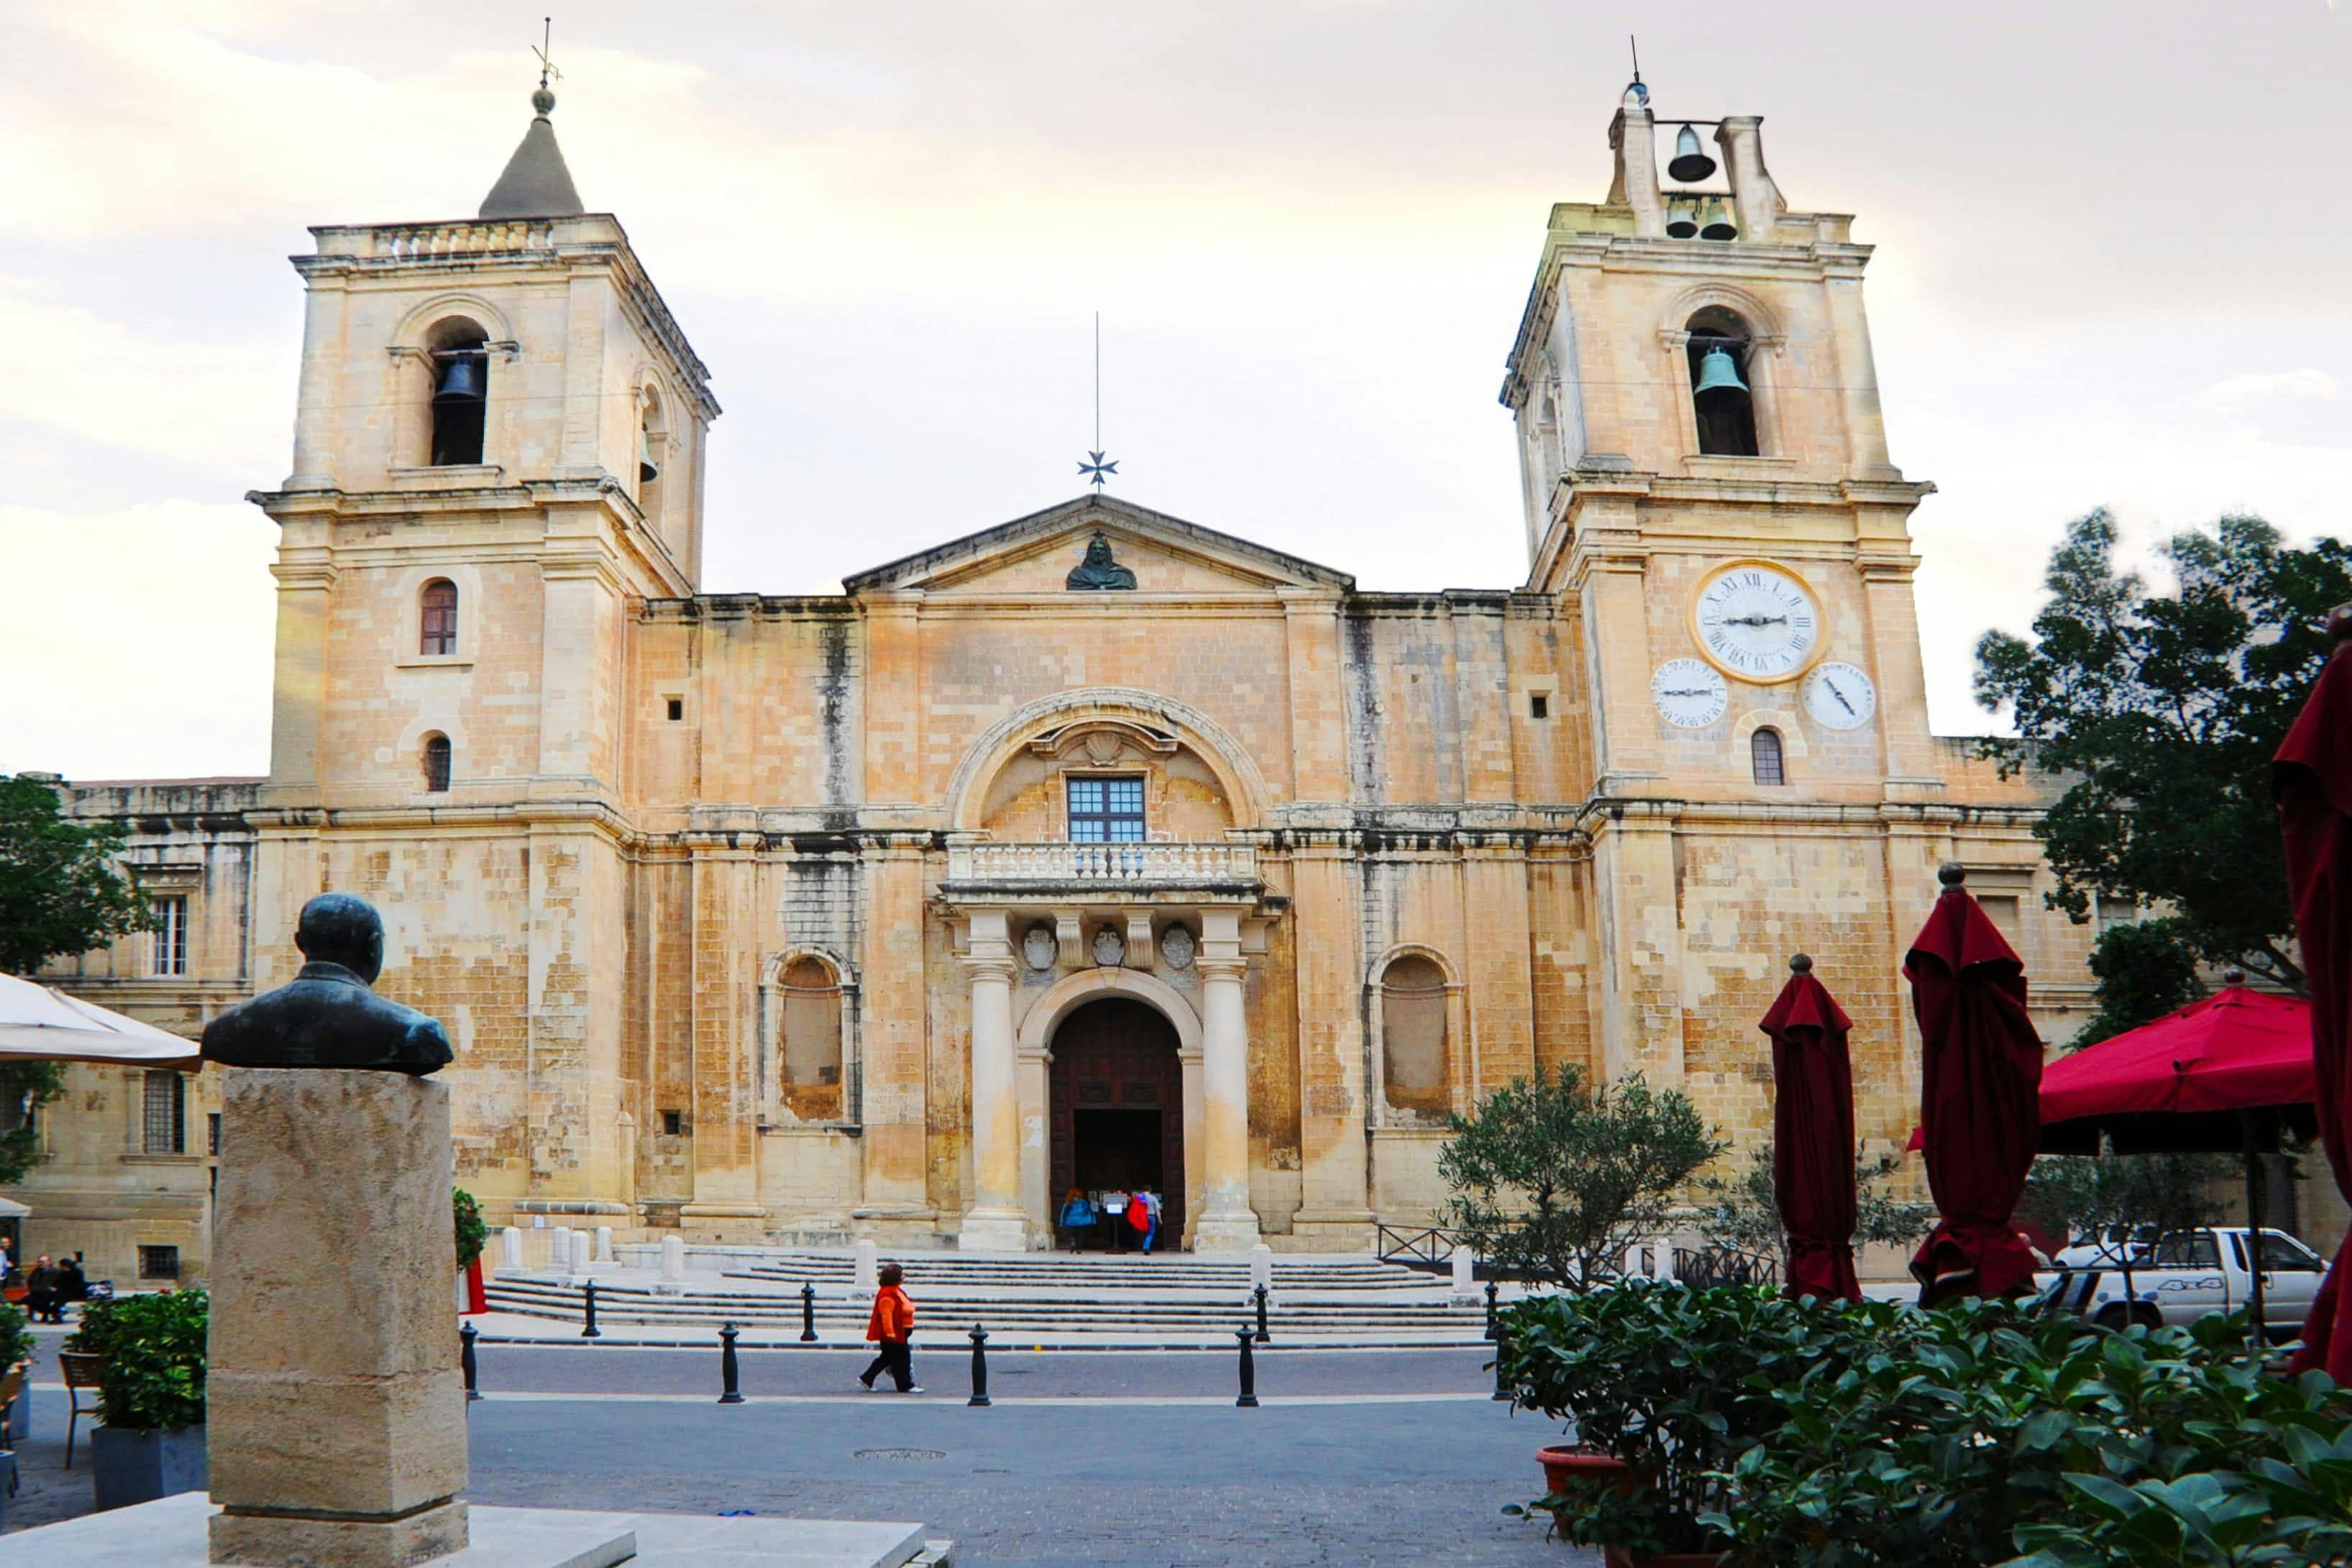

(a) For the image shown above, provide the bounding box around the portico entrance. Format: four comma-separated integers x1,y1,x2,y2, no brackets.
1049,999,1184,1249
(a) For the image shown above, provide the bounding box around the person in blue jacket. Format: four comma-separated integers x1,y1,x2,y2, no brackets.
1058,1188,1097,1252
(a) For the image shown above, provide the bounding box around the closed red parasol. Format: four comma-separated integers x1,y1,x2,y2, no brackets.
1908,863,2046,1305
1762,953,1862,1302
2282,608,2352,1382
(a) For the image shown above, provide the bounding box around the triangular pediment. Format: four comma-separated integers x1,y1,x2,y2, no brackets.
842,495,1353,596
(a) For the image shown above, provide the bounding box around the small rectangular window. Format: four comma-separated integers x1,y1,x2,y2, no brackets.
662,1109,685,1136
1068,776,1146,843
138,1245,180,1280
150,896,188,976
142,1070,186,1154
666,698,684,722
1529,692,1550,720
208,1112,221,1157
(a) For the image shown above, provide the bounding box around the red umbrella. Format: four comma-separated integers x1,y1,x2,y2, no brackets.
1762,953,1862,1302
2282,608,2352,1383
2038,981,2315,1153
1908,863,2046,1305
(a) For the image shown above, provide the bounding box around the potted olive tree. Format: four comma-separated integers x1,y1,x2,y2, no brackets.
68,1288,208,1510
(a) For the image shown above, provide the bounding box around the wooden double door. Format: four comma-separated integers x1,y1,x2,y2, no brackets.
1048,999,1185,1248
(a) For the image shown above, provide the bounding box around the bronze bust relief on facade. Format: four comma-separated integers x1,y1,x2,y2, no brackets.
1066,531,1137,590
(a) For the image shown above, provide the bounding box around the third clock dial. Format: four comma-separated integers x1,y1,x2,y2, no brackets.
1802,661,1877,730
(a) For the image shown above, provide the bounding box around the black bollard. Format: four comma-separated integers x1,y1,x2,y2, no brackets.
1235,1326,1260,1408
1253,1283,1271,1345
718,1322,744,1405
1492,1335,1511,1403
1483,1280,1499,1342
968,1324,992,1408
800,1281,819,1344
580,1278,602,1339
459,1320,482,1402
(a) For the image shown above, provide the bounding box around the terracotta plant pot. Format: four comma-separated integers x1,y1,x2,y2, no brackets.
1537,1444,1638,1497
1602,1549,1720,1568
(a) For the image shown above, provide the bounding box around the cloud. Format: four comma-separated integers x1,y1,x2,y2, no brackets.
2201,369,2342,408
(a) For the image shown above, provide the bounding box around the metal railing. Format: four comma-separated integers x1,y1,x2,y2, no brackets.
946,840,1260,886
1376,1224,1465,1268
1671,1245,1783,1292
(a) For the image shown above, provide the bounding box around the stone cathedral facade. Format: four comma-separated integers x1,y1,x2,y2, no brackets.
24,83,2097,1282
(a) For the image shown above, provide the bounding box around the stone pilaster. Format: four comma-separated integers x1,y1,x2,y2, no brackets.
1193,910,1261,1254
958,909,1026,1251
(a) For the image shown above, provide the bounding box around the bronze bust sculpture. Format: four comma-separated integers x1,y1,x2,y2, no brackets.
1066,531,1137,591
201,893,453,1075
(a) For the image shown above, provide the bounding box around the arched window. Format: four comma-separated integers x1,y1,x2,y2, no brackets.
1686,308,1759,457
777,955,843,1120
419,579,458,656
1751,726,1785,787
426,320,488,467
1380,954,1452,1119
421,733,452,793
636,388,667,521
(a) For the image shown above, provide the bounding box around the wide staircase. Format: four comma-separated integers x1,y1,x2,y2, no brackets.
482,1249,1488,1345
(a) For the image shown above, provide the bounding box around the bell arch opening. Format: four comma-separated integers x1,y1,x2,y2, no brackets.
1048,998,1185,1252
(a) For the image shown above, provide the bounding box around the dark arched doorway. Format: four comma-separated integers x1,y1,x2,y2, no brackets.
1049,999,1185,1250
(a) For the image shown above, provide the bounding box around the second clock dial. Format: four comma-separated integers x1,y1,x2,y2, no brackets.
1651,659,1729,728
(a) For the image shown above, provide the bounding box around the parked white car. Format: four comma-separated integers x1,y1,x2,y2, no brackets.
2040,1227,2327,1339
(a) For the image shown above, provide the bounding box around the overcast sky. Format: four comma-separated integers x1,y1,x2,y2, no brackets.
4,0,2346,781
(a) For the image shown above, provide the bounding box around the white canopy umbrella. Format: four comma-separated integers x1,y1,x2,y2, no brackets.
0,974,200,1068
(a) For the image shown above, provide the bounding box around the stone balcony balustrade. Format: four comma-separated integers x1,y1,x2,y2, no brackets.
938,840,1263,904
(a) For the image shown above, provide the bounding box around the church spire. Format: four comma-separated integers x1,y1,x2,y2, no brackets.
478,81,583,220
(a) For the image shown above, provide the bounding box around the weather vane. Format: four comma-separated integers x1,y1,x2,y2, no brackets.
1078,311,1117,490
534,17,563,91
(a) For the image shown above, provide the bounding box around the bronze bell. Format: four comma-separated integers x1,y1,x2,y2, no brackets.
1667,124,1717,183
1665,197,1699,239
638,430,660,485
1692,343,1748,396
432,354,484,405
1699,198,1739,242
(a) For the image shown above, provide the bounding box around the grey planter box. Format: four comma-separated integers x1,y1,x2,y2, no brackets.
90,1423,207,1511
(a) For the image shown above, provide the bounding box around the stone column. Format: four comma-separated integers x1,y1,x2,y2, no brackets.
958,909,1027,1251
209,1070,468,1566
1193,911,1260,1254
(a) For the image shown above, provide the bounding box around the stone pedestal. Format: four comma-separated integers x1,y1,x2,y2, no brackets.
209,1069,469,1567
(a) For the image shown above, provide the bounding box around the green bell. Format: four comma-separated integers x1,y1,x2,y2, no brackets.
1692,344,1748,396
1665,197,1699,239
1667,124,1717,183
1700,198,1739,242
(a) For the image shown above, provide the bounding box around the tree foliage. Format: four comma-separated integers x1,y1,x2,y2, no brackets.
1696,1143,1938,1257
2018,1150,2233,1250
1972,511,2351,990
0,774,154,1185
1440,1064,1726,1286
2070,917,2206,1051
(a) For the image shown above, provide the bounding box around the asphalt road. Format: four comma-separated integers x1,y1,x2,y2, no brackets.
4,1348,1585,1564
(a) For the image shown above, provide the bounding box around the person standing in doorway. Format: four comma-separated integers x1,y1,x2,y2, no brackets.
1138,1186,1162,1254
1125,1188,1151,1252
859,1262,921,1393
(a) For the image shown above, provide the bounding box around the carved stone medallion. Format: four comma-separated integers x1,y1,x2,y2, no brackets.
1091,926,1127,967
1160,925,1196,971
1021,925,1059,973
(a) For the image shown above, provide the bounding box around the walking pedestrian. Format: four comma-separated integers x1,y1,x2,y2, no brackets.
1138,1185,1162,1254
858,1262,921,1393
1125,1188,1150,1252
1057,1188,1097,1252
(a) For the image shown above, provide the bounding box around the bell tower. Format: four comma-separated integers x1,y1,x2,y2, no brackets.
1501,78,1941,804
254,83,719,810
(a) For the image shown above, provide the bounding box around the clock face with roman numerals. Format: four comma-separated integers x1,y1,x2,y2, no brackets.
1689,561,1824,684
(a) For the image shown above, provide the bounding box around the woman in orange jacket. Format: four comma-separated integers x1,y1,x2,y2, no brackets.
858,1262,920,1393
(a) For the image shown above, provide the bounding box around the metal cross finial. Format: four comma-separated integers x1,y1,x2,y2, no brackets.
534,17,564,91
1077,311,1117,491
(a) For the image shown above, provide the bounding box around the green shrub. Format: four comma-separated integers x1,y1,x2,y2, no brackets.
453,1188,487,1270
65,1290,207,1432
1498,1282,1868,1554
0,1298,35,1370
